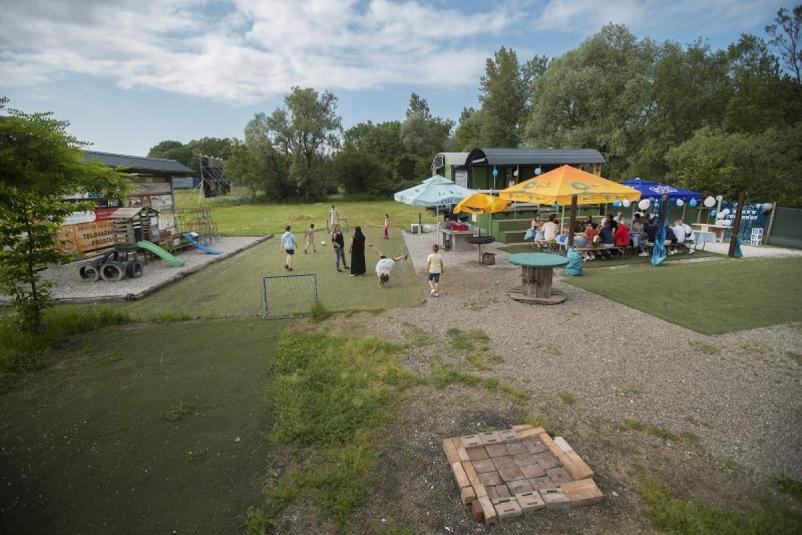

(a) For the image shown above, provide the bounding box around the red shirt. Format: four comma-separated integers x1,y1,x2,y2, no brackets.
614,224,630,247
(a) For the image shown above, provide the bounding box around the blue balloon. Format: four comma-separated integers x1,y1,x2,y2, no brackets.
613,201,621,207
492,167,499,177
711,209,717,217
689,198,698,208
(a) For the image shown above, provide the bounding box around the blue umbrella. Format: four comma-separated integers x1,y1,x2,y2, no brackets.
621,178,702,201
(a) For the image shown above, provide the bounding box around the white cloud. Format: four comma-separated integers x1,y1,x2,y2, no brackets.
0,0,512,105
535,0,778,35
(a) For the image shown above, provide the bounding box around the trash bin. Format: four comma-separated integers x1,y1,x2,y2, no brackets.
481,252,496,265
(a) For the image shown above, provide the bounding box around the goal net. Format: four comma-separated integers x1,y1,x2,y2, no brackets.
259,273,318,319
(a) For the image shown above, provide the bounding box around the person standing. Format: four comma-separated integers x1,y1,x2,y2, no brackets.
383,214,390,239
328,204,339,232
424,244,444,297
331,224,348,272
281,225,297,271
349,226,367,276
304,223,317,253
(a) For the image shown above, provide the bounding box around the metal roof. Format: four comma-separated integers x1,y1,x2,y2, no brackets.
467,148,606,166
83,150,194,175
432,152,470,169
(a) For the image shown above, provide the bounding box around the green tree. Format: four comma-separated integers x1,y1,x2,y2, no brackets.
766,4,802,84
451,107,483,151
0,99,129,332
224,142,262,201
147,140,194,167
265,87,341,200
666,125,802,204
478,47,527,147
400,93,452,178
148,137,234,176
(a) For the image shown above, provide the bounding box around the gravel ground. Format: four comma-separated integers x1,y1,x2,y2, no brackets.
295,255,802,532
403,230,514,273
368,262,802,483
6,236,269,303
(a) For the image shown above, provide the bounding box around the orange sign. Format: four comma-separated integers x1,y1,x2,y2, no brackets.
57,220,115,254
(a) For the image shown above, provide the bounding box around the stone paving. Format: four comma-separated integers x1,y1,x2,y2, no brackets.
443,424,603,525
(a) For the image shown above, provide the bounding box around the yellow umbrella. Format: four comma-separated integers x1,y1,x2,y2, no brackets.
499,165,640,205
453,192,511,214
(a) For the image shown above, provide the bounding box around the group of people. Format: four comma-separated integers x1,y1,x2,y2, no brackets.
279,205,422,289
526,211,697,260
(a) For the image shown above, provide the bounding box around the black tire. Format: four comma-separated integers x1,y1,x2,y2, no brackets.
100,261,125,282
126,260,144,279
78,264,100,282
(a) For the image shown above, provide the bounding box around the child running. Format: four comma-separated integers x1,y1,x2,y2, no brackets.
281,225,297,271
424,244,444,297
367,244,407,288
304,223,317,253
383,214,390,239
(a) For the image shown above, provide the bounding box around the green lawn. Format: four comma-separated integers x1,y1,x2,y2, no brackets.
175,191,435,236
0,319,283,534
125,225,422,318
498,244,720,268
565,257,802,334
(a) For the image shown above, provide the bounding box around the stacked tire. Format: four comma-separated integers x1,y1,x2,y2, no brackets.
79,259,144,282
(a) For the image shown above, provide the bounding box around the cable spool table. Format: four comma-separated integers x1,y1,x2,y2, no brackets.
507,252,569,305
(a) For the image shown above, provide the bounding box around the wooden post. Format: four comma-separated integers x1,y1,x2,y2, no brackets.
728,192,746,258
568,195,577,247
765,202,777,245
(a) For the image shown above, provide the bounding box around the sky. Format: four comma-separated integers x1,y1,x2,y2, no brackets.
0,0,793,155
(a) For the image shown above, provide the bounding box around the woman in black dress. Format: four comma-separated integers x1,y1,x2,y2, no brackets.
349,226,367,276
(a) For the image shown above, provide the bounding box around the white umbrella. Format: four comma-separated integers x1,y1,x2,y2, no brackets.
394,180,475,244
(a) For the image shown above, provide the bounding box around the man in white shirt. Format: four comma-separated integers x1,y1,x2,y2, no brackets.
680,219,696,254
368,244,407,287
281,225,297,271
542,214,560,242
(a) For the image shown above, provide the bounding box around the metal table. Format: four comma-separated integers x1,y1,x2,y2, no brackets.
507,252,569,305
440,228,476,251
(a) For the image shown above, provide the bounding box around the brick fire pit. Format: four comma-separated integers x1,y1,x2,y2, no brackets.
442,425,603,524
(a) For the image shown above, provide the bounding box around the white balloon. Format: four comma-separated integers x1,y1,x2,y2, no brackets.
722,220,732,227
763,203,773,212
622,200,631,208
716,195,723,202
534,167,542,175
676,199,685,207
638,199,651,210
721,208,731,216
703,196,716,208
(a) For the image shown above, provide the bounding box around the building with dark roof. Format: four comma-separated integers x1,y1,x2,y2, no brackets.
464,148,606,190
83,150,194,212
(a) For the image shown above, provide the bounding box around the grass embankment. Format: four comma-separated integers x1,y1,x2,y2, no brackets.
640,479,802,533
0,318,283,534
566,257,802,334
247,331,420,531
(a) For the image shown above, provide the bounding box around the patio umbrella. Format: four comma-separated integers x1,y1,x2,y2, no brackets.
620,178,702,201
499,165,640,248
454,192,511,236
394,180,474,244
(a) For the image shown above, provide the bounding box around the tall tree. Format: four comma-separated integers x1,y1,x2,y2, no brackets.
766,4,802,84
400,93,453,179
478,47,527,147
451,107,483,152
0,99,129,332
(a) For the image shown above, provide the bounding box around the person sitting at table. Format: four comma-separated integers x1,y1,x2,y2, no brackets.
645,216,658,245
525,217,542,241
600,213,613,230
613,221,630,254
681,219,696,254
614,211,625,226
442,215,454,229
582,223,599,260
598,219,616,258
540,214,559,247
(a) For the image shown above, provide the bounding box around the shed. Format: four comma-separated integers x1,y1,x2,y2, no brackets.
465,148,606,191
431,152,470,186
110,207,160,244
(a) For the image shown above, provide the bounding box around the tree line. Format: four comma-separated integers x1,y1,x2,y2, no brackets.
149,4,801,205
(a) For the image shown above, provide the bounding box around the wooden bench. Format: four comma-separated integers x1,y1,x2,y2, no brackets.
501,229,528,243
573,246,631,257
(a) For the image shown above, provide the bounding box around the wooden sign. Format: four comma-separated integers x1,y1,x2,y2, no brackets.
57,220,115,254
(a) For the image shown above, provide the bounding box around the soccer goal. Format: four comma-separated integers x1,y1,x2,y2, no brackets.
339,218,349,232
259,273,318,319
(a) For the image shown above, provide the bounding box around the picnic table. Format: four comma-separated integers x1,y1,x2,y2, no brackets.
440,227,476,251
691,223,727,242
507,252,569,305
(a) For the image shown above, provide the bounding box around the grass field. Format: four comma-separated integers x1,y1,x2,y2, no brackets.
125,225,422,318
0,319,283,533
175,190,435,236
565,257,802,334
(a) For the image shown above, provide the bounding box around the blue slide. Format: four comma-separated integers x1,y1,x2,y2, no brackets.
183,233,223,255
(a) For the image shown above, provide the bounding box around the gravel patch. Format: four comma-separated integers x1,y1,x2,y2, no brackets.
4,236,270,303
365,260,802,484
402,230,514,273
702,242,802,258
